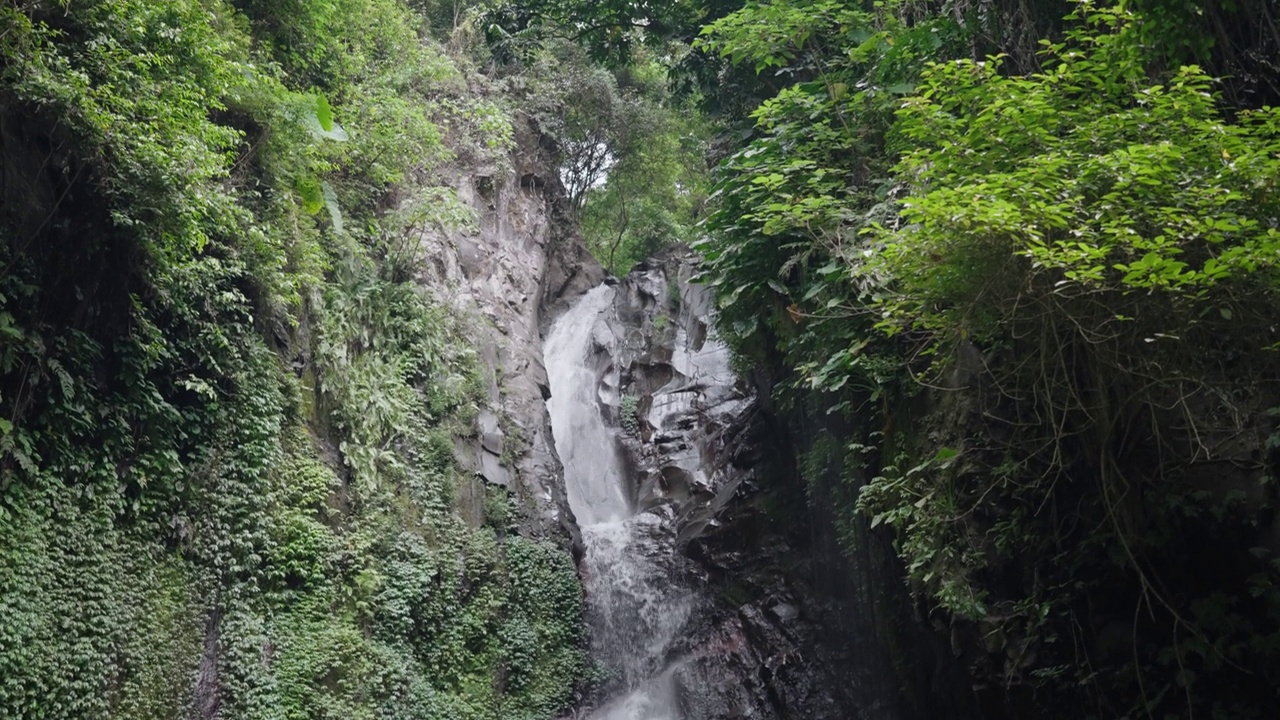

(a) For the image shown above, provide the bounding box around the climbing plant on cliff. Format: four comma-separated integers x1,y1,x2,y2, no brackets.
572,51,711,274
695,0,956,392
505,38,711,274
0,1,585,718
874,6,1280,343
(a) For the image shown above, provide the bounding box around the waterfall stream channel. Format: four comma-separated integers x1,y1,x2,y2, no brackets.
539,256,981,720
545,284,697,719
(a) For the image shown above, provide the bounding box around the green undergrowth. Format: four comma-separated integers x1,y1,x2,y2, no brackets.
0,1,584,718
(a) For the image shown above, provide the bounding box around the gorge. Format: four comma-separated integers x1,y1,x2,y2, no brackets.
4,1,1280,719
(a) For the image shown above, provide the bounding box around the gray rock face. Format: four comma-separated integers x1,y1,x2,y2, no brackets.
541,249,868,719
419,121,971,718
550,248,977,720
409,118,602,543
603,251,853,719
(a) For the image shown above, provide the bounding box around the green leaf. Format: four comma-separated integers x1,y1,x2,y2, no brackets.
300,96,349,141
933,447,959,462
315,93,334,132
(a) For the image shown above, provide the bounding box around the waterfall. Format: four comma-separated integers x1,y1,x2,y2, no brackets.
544,285,694,720
545,285,630,527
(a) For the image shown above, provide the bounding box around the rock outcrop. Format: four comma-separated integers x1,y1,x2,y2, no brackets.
418,119,974,717
410,119,603,545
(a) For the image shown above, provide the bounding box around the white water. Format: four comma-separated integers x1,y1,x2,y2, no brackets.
589,667,681,720
545,286,630,526
545,286,691,720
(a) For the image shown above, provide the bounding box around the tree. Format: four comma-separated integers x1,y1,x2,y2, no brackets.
516,40,710,272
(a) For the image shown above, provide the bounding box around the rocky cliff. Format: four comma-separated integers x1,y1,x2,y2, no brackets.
546,249,978,719
410,120,603,549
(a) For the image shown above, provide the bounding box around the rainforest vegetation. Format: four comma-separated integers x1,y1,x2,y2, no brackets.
4,0,1280,718
0,1,587,717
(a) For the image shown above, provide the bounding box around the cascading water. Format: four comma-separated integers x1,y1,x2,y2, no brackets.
545,286,630,526
545,285,695,720
542,257,955,720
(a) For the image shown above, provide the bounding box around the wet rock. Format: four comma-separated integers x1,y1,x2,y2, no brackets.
481,431,504,456
479,452,511,488
584,248,976,720
769,603,799,624
551,249,828,718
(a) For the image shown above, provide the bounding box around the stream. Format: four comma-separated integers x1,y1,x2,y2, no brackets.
545,284,696,719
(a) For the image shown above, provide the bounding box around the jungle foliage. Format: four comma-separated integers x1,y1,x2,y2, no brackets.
8,0,1280,718
685,0,1280,717
490,0,1280,715
571,58,710,275
497,36,712,274
0,1,585,718
478,0,716,274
